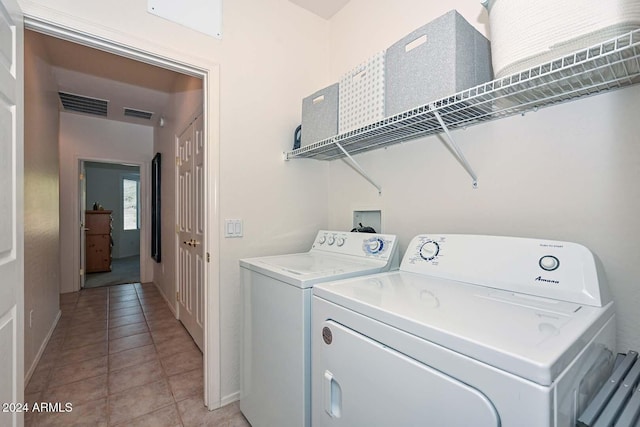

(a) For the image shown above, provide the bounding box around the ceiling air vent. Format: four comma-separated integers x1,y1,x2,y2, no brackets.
58,92,108,116
124,108,154,120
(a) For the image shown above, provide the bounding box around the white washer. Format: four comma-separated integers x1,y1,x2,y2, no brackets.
312,234,616,427
240,230,399,427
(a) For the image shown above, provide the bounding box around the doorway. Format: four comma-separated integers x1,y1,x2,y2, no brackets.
23,16,221,409
82,161,142,289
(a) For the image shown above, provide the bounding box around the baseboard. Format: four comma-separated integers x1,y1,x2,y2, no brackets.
220,391,240,407
24,309,61,385
152,282,177,317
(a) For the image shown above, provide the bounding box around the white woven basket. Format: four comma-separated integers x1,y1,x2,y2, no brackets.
483,0,640,78
338,51,385,134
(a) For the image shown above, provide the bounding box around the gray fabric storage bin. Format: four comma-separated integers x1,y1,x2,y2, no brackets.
385,10,492,117
301,83,339,147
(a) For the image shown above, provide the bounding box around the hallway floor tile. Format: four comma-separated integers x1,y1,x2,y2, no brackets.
25,283,250,427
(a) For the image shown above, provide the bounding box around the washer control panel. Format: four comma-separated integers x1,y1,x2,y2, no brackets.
312,230,398,261
406,235,446,266
401,234,610,307
363,237,385,255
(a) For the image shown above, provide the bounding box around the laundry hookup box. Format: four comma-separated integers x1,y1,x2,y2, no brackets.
301,83,339,147
384,10,492,117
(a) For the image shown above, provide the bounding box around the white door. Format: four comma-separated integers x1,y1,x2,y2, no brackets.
79,161,87,288
177,115,204,350
0,0,24,425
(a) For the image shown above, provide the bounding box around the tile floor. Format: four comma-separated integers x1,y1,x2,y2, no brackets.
24,282,250,427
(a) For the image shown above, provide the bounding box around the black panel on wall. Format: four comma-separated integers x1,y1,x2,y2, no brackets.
151,153,161,263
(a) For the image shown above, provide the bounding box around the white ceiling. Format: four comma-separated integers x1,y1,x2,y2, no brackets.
29,30,200,127
30,1,344,127
288,0,350,19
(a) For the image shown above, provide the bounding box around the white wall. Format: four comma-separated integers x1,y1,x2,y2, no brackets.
21,0,332,402
85,162,140,259
327,0,640,353
23,30,61,381
59,113,153,293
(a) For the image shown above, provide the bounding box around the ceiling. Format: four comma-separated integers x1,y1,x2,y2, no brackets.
29,1,346,126
288,0,350,19
29,30,200,127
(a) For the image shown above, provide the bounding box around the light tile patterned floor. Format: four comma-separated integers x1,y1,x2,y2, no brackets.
25,283,250,427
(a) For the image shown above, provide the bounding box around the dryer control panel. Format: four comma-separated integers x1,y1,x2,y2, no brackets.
312,230,399,263
401,234,611,307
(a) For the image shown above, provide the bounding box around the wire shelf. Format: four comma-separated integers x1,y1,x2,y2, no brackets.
286,29,640,161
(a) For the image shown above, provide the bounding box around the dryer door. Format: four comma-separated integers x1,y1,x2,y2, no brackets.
315,320,500,427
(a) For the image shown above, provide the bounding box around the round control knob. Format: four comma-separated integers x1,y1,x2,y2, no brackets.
364,238,384,254
419,241,440,261
318,236,326,244
539,255,560,271
336,237,345,247
327,236,335,246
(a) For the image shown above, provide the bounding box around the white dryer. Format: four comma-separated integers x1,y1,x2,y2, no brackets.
240,230,399,427
312,234,616,427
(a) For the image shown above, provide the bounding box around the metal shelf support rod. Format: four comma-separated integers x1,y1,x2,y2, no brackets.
335,141,382,195
430,104,479,189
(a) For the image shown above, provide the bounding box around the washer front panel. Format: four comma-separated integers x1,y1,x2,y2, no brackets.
311,296,555,427
315,319,500,426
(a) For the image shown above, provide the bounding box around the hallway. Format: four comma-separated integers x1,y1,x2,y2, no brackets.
24,283,249,426
84,256,141,289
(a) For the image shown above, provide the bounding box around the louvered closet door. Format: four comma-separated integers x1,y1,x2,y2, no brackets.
176,115,204,350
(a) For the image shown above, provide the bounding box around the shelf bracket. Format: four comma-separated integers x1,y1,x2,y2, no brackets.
335,141,382,195
429,104,478,189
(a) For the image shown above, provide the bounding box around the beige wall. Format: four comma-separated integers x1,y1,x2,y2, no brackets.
23,31,61,380
20,0,332,402
326,0,640,353
215,4,330,399
58,113,154,293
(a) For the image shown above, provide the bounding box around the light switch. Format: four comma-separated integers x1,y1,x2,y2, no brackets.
224,219,243,238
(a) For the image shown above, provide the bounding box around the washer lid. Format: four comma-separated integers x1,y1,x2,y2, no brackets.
313,271,615,386
240,253,389,288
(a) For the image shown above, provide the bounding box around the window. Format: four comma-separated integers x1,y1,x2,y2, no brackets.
123,177,140,230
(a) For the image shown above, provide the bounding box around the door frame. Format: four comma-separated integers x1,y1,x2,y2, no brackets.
23,15,221,409
79,158,147,287
79,160,86,288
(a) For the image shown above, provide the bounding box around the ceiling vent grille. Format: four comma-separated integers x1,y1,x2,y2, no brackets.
124,108,154,120
58,92,108,116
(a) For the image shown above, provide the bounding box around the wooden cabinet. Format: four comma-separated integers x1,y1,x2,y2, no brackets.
85,210,112,273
